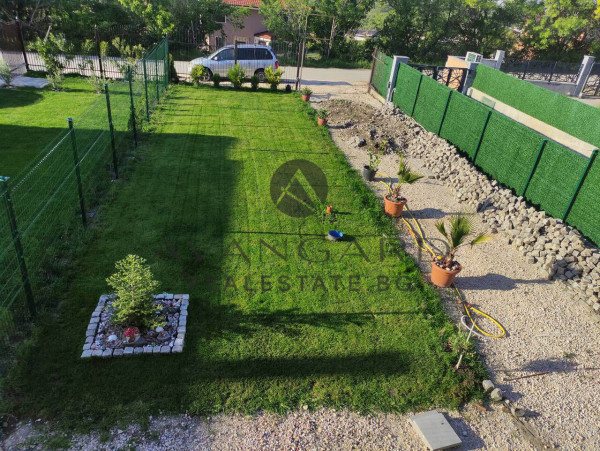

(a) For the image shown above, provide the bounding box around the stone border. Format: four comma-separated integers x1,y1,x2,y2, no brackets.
81,294,189,359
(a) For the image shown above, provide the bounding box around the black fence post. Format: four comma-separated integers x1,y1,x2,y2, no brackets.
143,58,150,121
95,26,105,79
155,56,160,103
522,139,547,197
104,84,119,179
522,60,530,80
0,176,36,318
164,37,169,89
15,18,29,72
472,110,492,164
562,149,598,221
67,118,87,228
410,74,423,117
295,40,304,91
437,90,453,136
548,61,557,82
128,68,138,147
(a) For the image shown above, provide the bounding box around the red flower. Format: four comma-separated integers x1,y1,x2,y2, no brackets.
124,327,139,338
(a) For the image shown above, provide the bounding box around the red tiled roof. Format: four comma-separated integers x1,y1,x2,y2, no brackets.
223,0,261,7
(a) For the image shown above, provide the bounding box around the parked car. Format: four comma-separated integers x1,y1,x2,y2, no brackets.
188,45,279,82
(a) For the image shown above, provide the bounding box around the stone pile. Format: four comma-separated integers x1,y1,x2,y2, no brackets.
380,103,600,316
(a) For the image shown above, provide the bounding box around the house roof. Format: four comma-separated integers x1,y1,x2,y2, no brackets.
223,0,261,7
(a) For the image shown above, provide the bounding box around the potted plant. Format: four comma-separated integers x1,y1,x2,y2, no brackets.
383,156,423,217
317,109,329,126
302,87,313,101
432,215,491,287
362,147,381,181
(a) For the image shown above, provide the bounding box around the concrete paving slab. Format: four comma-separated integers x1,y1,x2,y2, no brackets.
410,410,462,450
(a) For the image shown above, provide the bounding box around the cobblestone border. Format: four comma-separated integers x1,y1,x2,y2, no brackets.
81,294,189,358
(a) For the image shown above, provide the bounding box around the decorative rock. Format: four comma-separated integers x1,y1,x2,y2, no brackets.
113,348,124,357
175,338,184,346
160,346,171,354
124,347,134,356
144,346,153,354
482,380,495,393
490,388,503,402
92,350,103,357
134,347,144,354
153,346,162,354
81,350,93,358
107,334,118,342
155,326,164,333
172,345,183,353
102,349,113,358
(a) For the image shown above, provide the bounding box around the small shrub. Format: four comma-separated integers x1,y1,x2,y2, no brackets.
227,63,245,89
190,65,206,86
250,74,259,90
265,65,283,91
106,254,160,329
0,60,14,86
317,108,329,120
169,54,179,83
213,73,221,87
301,87,312,96
31,33,73,90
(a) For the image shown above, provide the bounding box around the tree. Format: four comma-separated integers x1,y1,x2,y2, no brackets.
261,0,312,44
516,0,600,61
169,0,246,39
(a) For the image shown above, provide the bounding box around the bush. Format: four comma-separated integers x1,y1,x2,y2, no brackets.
190,65,206,86
212,73,221,87
250,74,259,91
169,54,179,83
265,65,283,91
31,33,73,90
79,39,106,93
227,63,245,89
106,254,160,329
0,60,14,86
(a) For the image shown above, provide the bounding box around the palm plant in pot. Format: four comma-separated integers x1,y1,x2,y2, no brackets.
317,109,329,126
363,146,381,181
384,156,423,217
432,215,491,287
301,87,312,101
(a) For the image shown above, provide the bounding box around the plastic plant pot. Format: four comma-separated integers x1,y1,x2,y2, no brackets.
384,195,407,217
430,260,462,287
318,118,328,126
363,166,376,181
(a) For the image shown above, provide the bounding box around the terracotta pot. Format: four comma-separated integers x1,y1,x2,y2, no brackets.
384,195,406,217
362,165,376,181
318,117,327,126
430,260,462,287
302,94,311,101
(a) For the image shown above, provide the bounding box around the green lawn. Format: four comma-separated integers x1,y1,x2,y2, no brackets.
0,77,129,178
4,85,482,431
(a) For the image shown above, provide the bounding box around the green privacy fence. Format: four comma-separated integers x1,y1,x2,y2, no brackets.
371,51,393,97
0,38,169,349
392,62,600,246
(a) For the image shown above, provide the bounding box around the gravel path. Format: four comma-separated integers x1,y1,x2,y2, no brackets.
5,81,599,450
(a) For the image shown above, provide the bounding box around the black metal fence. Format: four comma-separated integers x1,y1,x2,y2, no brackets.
500,58,582,83
408,64,471,92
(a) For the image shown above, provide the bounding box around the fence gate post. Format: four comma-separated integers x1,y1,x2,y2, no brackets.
410,74,423,117
143,58,150,121
15,18,29,72
472,110,492,163
562,148,598,221
67,118,87,228
128,68,138,147
0,176,36,317
95,26,105,79
104,84,119,179
522,139,547,197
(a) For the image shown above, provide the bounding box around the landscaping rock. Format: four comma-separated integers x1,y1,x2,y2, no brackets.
490,388,503,402
482,380,495,393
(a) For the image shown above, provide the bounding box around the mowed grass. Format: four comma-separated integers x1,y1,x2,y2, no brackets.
0,77,129,177
5,85,482,431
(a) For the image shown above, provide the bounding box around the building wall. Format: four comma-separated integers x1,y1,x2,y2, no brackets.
209,9,268,48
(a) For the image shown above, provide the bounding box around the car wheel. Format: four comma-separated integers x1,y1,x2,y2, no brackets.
255,69,265,83
203,69,213,81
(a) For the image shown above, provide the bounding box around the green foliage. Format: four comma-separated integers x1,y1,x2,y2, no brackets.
212,73,221,88
112,37,143,76
0,60,13,86
250,75,259,91
79,38,108,94
388,155,423,198
435,215,491,263
190,65,207,86
227,63,245,89
264,65,283,91
169,54,179,83
117,0,175,35
106,254,160,329
31,33,73,90
367,146,381,170
317,108,329,119
301,87,313,96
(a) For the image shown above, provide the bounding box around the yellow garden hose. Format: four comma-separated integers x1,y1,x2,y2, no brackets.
378,172,505,338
